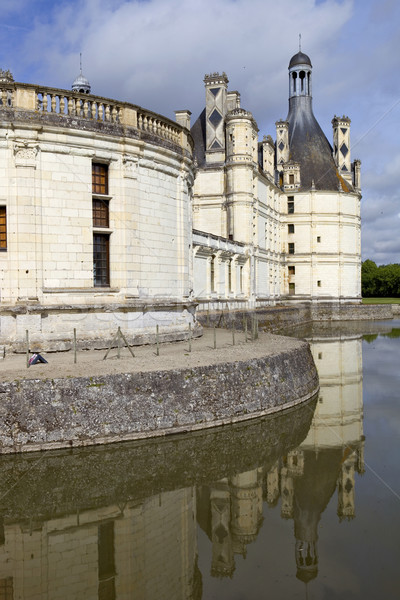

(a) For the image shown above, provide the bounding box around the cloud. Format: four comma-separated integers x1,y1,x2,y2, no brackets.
12,0,353,116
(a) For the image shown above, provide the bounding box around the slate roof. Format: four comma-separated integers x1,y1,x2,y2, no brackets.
287,97,352,192
191,109,206,167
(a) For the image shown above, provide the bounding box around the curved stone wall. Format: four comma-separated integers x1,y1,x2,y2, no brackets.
0,339,318,453
0,85,195,351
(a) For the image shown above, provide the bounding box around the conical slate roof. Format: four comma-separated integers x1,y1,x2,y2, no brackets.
287,97,350,191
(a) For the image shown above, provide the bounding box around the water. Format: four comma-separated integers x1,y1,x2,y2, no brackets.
0,320,399,599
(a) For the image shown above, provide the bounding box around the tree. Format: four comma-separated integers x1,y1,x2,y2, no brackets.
361,260,378,297
362,260,400,298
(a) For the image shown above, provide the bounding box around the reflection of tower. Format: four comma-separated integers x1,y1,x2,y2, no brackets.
293,448,343,582
265,460,280,506
210,480,235,577
275,333,364,583
280,450,305,519
198,468,263,577
337,447,359,521
230,469,263,556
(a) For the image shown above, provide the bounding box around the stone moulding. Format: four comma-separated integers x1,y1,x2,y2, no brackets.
0,340,319,454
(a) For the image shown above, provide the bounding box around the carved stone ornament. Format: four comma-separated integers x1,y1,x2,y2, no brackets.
122,155,138,179
14,142,39,168
0,69,14,83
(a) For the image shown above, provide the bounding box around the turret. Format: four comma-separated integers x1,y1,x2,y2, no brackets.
260,135,275,180
204,72,229,164
332,115,352,184
225,108,258,243
275,120,289,170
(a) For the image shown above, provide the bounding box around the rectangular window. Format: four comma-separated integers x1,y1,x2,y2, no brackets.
317,236,321,243
289,282,295,295
289,174,294,184
92,163,108,195
93,234,110,287
288,224,295,234
288,266,295,275
288,243,295,254
93,199,109,228
0,207,6,250
317,280,322,287
288,197,294,214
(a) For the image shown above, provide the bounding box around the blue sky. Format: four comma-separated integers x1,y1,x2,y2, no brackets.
1,0,399,264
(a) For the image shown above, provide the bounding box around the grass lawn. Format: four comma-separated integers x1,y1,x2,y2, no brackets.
362,298,400,304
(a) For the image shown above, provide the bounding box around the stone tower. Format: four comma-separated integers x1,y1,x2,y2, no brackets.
278,49,362,301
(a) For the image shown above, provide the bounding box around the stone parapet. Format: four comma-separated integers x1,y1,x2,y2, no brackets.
0,80,193,154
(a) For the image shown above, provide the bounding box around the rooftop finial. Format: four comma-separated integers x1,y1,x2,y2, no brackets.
299,33,302,52
72,53,91,94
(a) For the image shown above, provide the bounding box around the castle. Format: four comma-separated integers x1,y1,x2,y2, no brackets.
192,51,361,310
0,51,361,350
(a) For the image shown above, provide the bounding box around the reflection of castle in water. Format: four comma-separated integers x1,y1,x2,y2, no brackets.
0,488,201,600
0,335,364,597
0,398,314,599
197,334,365,582
291,335,364,582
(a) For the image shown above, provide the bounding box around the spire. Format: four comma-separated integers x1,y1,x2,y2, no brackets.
284,48,351,191
72,53,91,94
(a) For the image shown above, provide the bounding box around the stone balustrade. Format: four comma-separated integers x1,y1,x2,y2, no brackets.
36,88,121,123
0,81,189,149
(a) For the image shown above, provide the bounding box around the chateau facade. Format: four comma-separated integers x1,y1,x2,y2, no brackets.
192,51,362,310
0,51,361,350
0,70,195,350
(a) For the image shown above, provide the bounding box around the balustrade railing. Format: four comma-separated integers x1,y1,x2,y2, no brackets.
36,90,121,123
137,109,180,144
0,82,186,149
0,87,14,108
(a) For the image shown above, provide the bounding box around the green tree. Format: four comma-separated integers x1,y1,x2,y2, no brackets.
361,259,378,297
362,260,400,298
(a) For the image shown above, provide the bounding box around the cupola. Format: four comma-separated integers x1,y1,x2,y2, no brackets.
72,54,91,94
288,50,312,99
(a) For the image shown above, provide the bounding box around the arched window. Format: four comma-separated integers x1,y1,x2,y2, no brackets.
293,72,297,93
299,71,305,92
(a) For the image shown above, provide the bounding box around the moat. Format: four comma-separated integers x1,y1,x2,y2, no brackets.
0,320,398,599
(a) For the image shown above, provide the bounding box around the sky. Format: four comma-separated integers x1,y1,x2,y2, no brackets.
1,0,399,264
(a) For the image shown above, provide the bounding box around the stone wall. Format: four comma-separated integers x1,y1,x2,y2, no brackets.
0,93,195,351
197,302,393,332
392,304,400,316
0,340,318,453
